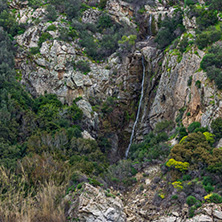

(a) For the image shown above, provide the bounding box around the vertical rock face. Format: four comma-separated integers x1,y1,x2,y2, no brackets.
149,48,204,128
139,45,222,131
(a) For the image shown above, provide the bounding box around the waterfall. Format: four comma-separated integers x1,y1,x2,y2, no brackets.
147,14,152,40
125,56,146,158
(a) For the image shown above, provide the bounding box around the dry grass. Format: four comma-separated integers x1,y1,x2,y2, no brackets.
0,155,71,222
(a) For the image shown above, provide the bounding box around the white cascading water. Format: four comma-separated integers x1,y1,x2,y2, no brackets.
125,56,146,158
147,14,152,40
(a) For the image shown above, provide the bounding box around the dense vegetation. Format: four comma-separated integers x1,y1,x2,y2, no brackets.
201,45,222,89
155,9,185,49
0,0,222,220
20,0,136,61
0,24,117,220
164,127,222,217
154,0,222,50
128,118,222,217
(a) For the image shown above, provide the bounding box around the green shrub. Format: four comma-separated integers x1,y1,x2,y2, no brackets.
155,12,185,49
64,0,81,20
89,178,102,187
185,0,197,6
196,28,221,50
211,117,222,140
97,14,113,30
204,183,214,193
200,44,222,90
205,193,222,203
0,9,21,36
186,195,197,206
187,76,192,86
118,35,137,52
38,32,52,47
178,127,188,140
189,206,196,218
196,32,209,49
58,27,77,41
28,0,42,8
193,127,208,133
179,36,189,53
183,174,191,181
99,0,108,9
196,9,218,31
103,160,137,189
138,7,146,14
46,24,57,31
206,0,222,12
79,31,98,59
76,183,83,189
76,60,91,74
46,5,57,22
195,80,201,88
188,122,201,133
202,176,214,186
30,47,40,54
154,120,173,134
129,132,170,162
171,195,178,200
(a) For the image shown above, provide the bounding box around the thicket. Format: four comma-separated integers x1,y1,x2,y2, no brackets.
75,60,91,74
77,14,135,60
129,118,222,215
162,123,222,216
20,0,136,60
187,1,222,50
103,160,138,190
155,9,185,49
0,27,110,220
0,0,25,36
196,27,222,50
162,0,222,52
205,0,222,11
211,117,222,140
129,121,171,162
200,45,222,90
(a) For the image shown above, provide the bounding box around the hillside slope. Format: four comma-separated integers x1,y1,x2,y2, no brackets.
0,0,222,221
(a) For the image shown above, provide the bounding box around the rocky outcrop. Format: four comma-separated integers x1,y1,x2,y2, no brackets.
66,183,126,222
154,204,222,222
66,174,222,222
138,44,222,132
14,5,146,158
16,7,46,24
82,8,101,23
106,0,135,27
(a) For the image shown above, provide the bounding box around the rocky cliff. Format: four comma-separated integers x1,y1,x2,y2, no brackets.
13,0,222,158
6,0,222,220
